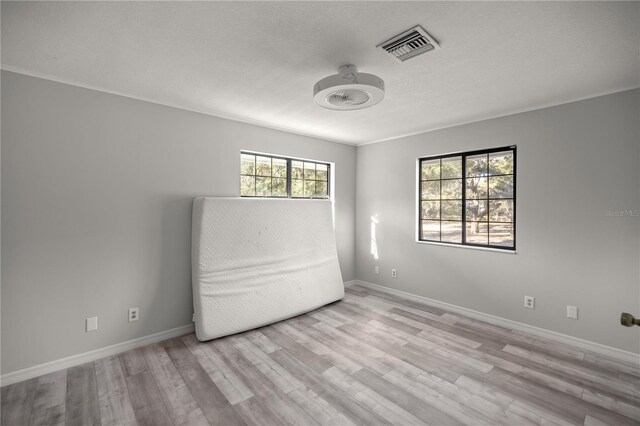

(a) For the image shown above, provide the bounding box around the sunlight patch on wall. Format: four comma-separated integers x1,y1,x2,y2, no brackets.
370,215,379,260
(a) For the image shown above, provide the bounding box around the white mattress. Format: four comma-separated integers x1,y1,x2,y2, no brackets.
191,197,344,341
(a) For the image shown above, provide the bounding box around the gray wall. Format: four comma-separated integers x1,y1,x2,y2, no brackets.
3,70,638,375
1,71,356,374
355,89,640,354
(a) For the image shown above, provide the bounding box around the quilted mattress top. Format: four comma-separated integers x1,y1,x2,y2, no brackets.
191,197,344,341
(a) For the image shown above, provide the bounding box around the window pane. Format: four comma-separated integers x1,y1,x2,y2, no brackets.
466,222,488,245
292,161,304,179
441,179,462,199
304,162,316,180
466,154,488,177
241,153,330,199
304,180,315,197
489,223,514,247
256,156,271,176
272,158,287,178
240,175,255,196
272,178,287,197
315,181,328,197
255,177,271,196
421,159,440,180
466,177,488,199
316,164,328,181
489,199,513,222
421,201,440,220
418,146,515,250
489,151,514,175
421,220,440,241
441,156,462,179
489,175,513,199
466,200,488,221
441,201,462,220
441,221,462,243
421,181,440,200
241,154,255,175
291,179,304,197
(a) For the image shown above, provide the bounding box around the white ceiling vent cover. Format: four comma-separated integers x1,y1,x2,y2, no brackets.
378,25,440,62
313,65,384,111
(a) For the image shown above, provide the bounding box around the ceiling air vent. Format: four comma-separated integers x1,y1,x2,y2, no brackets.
378,25,440,62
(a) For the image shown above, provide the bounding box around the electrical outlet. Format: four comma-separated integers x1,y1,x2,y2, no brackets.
567,306,578,320
86,316,98,332
375,265,379,274
192,312,195,323
128,307,139,322
391,268,397,278
524,296,535,309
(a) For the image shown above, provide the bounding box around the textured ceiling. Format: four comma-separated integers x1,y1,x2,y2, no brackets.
2,1,639,145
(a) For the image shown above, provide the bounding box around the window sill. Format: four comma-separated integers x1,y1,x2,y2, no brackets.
416,240,517,254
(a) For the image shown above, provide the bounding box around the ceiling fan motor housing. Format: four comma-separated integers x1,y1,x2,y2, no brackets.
314,65,385,111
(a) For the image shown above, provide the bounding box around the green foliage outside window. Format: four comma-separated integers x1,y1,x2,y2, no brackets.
419,147,515,249
240,152,330,199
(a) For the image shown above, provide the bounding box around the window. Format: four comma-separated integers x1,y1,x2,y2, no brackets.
418,146,516,250
240,152,330,199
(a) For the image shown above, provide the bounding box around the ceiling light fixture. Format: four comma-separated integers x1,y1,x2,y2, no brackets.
313,65,384,111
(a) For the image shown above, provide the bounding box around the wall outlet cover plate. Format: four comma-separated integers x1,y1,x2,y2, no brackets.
524,296,535,309
129,307,139,322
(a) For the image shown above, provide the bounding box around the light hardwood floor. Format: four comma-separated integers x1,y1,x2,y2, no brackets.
2,285,639,426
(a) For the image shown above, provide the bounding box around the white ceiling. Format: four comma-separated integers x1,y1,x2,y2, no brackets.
2,1,639,145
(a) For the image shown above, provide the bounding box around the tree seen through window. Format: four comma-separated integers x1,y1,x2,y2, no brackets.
241,152,330,199
419,146,515,250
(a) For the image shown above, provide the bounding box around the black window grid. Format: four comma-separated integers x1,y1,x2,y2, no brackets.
240,152,330,199
418,146,516,250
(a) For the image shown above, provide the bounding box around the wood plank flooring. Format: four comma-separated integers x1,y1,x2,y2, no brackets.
2,285,639,425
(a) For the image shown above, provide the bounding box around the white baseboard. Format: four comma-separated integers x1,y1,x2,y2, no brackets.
1,279,357,387
351,280,640,365
1,324,195,387
4,279,636,387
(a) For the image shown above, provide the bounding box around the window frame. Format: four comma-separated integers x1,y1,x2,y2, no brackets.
417,145,517,251
240,151,331,199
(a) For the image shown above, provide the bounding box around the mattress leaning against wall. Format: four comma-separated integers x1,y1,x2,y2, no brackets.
191,197,345,341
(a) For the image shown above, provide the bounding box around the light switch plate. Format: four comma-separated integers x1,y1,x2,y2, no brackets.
86,316,98,332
